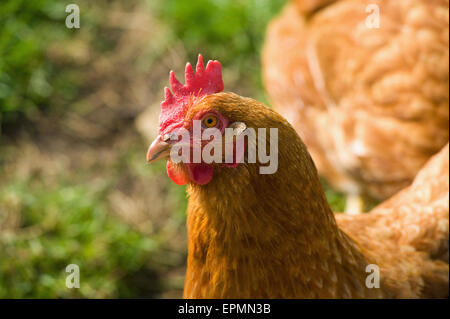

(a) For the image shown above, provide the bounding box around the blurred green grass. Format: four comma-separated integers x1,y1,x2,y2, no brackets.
0,0,76,127
0,182,158,298
0,0,347,298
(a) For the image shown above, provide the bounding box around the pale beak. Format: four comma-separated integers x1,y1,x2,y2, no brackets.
146,135,172,163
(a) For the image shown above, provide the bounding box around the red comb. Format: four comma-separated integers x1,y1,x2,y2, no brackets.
159,54,224,135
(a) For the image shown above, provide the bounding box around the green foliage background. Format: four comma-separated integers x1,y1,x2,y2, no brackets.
0,0,69,126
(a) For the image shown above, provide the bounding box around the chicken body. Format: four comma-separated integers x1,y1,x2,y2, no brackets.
262,0,449,203
337,143,449,298
180,93,449,298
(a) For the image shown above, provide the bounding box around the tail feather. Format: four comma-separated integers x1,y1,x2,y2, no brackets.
336,143,449,298
375,143,449,260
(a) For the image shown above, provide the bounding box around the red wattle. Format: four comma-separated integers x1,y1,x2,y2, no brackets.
187,164,214,185
166,161,189,185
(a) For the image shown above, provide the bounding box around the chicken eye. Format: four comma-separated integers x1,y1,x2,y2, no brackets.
202,115,218,128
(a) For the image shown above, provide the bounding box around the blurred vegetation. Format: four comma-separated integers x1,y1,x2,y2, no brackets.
0,0,346,298
0,0,286,131
0,182,158,298
154,0,286,101
0,0,72,128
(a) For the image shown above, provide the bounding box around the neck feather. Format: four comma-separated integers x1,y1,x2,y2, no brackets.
183,125,378,298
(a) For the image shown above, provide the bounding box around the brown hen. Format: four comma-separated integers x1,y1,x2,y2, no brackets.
146,56,448,298
262,0,449,213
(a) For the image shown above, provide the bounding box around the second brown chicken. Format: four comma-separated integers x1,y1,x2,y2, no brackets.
262,0,449,213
